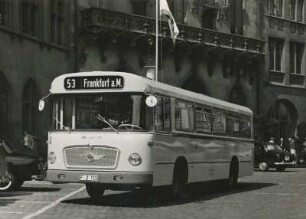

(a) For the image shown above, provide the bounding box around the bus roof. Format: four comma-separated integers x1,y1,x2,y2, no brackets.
50,71,253,116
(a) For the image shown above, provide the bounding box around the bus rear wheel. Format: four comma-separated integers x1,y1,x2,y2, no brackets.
86,183,105,201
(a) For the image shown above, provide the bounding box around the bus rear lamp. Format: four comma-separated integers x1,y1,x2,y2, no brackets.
48,152,56,164
128,153,142,166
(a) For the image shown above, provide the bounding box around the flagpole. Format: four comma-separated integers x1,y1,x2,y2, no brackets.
155,0,159,82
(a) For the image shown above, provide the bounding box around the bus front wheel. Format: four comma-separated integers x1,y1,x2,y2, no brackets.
86,183,105,201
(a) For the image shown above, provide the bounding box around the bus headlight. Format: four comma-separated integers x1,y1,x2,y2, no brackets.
48,152,56,164
128,153,142,166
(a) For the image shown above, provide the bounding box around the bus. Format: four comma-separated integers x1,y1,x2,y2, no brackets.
43,71,254,200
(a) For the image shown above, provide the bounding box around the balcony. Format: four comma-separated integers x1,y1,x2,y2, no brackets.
81,8,265,56
268,70,285,84
290,73,305,86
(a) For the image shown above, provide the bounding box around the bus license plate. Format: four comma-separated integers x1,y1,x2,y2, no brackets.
80,174,99,182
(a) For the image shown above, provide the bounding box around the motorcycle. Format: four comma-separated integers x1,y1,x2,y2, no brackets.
0,137,46,191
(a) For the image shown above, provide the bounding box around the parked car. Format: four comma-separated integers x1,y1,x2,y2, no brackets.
0,145,9,186
254,142,295,171
0,137,45,191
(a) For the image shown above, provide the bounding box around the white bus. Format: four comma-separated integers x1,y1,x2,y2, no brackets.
44,71,254,200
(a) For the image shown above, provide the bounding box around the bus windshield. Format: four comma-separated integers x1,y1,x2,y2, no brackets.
51,93,153,132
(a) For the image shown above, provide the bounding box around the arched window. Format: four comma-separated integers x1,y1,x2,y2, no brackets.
0,73,9,138
22,79,39,136
268,99,297,138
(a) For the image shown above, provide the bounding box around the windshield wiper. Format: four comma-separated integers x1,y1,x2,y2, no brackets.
53,117,71,133
96,114,118,134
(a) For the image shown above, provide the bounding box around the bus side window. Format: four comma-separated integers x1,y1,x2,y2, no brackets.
175,101,194,132
212,109,226,135
156,96,171,132
239,115,251,139
226,112,239,137
195,105,212,134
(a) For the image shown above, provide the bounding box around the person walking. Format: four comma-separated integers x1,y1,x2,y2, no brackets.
279,137,285,151
289,137,296,164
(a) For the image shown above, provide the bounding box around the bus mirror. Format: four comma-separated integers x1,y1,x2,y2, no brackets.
145,95,157,107
38,100,45,111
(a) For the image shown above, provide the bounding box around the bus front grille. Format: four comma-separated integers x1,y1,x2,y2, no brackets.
64,146,119,169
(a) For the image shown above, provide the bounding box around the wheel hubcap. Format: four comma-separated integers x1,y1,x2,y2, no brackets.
259,162,267,170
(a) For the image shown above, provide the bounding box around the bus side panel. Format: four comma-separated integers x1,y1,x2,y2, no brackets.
152,134,197,186
189,138,253,183
188,137,230,183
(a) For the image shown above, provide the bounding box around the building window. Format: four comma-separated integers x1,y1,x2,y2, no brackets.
0,0,5,25
21,0,38,36
0,73,9,138
269,38,284,72
201,5,217,30
22,80,39,136
131,0,147,16
229,0,243,34
267,0,283,17
50,0,65,45
291,0,296,20
297,0,304,22
290,42,304,74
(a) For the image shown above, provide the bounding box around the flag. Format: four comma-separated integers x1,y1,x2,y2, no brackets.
159,0,179,43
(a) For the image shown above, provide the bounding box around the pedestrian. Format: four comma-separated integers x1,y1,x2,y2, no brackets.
268,137,275,144
289,137,296,164
279,137,285,151
23,132,35,150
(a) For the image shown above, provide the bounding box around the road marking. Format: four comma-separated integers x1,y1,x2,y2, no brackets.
279,183,306,186
254,192,300,196
0,211,23,214
0,200,52,204
289,214,306,218
22,186,85,219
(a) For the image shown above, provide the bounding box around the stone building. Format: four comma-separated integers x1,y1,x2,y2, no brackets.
262,0,306,139
0,0,76,151
79,0,264,111
8,0,306,154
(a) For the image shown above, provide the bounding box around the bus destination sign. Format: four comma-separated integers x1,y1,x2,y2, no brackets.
64,76,124,90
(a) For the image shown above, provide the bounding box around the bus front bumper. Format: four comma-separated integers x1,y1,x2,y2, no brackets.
46,170,153,185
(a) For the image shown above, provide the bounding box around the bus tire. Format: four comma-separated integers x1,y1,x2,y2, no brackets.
227,158,239,189
172,159,189,199
86,183,105,201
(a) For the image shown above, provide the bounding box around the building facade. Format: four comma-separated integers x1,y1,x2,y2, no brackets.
263,0,306,139
0,0,75,152
5,0,306,155
79,0,264,110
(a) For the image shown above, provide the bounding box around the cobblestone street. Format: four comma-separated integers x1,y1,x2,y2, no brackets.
1,168,306,219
